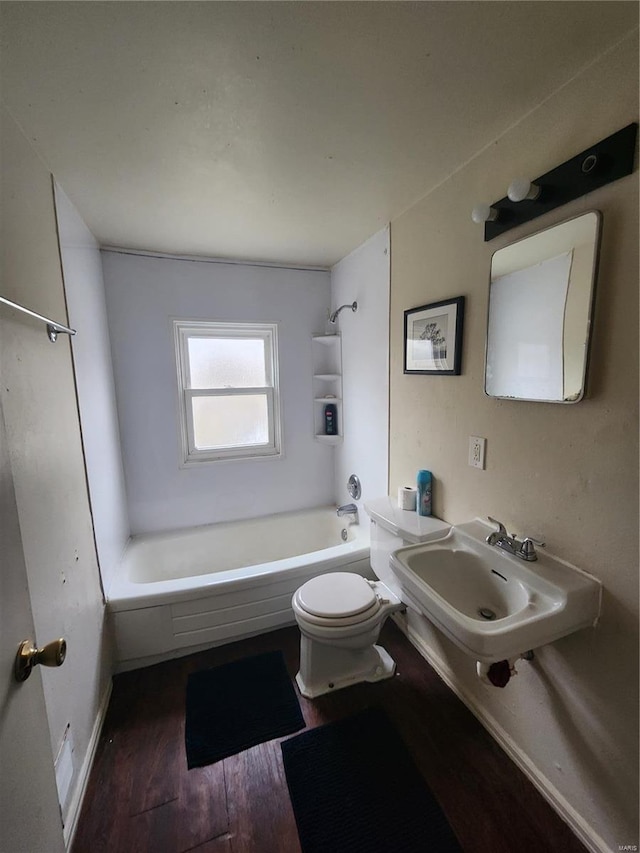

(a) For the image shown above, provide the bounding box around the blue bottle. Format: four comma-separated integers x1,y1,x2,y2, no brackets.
417,470,432,517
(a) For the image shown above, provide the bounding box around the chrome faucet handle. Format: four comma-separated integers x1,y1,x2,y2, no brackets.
519,537,545,561
486,517,507,545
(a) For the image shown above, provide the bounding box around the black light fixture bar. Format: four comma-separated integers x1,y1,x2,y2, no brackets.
484,122,637,241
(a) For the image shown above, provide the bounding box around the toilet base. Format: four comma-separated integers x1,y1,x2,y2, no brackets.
295,636,396,699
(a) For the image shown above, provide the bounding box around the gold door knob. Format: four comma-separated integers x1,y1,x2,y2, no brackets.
15,638,66,682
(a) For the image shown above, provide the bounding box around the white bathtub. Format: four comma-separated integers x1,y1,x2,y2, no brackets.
108,506,372,669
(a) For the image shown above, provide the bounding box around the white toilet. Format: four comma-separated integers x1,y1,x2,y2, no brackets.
292,497,450,698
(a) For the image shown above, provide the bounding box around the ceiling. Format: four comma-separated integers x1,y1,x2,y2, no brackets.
1,2,637,267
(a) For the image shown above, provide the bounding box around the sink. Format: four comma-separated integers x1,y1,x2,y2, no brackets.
390,519,601,662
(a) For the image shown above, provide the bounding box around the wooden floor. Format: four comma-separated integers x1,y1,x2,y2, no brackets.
72,622,587,853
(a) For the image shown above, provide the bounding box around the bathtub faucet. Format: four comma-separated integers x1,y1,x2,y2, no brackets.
337,503,358,523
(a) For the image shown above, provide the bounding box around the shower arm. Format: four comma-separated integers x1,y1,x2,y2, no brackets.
329,301,358,324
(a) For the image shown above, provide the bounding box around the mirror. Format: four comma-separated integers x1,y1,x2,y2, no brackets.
485,211,601,403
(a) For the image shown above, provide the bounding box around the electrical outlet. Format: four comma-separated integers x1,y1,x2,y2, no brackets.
468,436,486,469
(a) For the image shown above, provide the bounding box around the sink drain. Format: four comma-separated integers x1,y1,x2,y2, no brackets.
478,607,497,621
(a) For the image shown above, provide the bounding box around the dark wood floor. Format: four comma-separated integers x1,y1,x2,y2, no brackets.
72,621,586,853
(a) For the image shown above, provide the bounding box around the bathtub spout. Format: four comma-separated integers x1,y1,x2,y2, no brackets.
337,503,358,523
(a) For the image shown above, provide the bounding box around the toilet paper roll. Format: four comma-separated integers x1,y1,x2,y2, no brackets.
398,486,417,511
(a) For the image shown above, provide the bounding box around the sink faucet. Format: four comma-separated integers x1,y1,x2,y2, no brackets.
485,517,545,562
337,503,358,522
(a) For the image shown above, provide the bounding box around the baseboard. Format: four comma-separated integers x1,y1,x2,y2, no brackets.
63,679,113,850
398,619,612,853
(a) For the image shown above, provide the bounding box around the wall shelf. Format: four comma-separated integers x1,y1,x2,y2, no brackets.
312,334,340,345
311,334,342,443
315,434,342,445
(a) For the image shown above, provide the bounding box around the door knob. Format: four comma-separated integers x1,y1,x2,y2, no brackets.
14,638,66,682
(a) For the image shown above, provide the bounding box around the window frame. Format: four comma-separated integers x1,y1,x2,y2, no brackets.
173,320,282,464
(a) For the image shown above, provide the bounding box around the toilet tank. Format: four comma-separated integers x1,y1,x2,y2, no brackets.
364,497,450,594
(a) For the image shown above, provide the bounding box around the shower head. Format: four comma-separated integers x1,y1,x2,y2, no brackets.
329,301,358,324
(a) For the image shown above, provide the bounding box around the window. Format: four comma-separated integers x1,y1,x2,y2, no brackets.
174,321,281,463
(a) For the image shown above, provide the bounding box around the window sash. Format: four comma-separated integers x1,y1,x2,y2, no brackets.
174,321,281,464
184,388,276,458
184,334,273,389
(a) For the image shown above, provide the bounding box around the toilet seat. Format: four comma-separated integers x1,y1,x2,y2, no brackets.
293,594,381,628
296,572,378,619
292,573,400,631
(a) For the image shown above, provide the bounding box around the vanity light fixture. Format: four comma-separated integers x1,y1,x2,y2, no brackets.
507,177,541,203
471,203,498,224
478,122,637,241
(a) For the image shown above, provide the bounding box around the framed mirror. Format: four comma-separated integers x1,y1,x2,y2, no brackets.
485,211,601,403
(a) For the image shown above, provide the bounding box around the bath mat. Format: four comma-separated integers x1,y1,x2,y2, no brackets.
185,650,305,768
281,707,461,853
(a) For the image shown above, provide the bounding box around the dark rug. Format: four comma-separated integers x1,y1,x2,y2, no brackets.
281,707,462,853
185,650,305,768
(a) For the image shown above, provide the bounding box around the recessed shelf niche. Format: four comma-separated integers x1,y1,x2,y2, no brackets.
311,334,342,444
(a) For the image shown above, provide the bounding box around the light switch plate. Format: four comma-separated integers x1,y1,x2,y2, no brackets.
469,436,486,469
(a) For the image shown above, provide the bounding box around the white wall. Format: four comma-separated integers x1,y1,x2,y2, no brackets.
54,183,130,592
331,227,390,512
389,35,638,852
102,250,334,536
0,108,112,839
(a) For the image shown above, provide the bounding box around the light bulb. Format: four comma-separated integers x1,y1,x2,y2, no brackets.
471,203,498,224
507,177,541,203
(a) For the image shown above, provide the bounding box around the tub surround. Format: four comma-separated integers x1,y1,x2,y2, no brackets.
330,227,390,515
102,249,334,535
54,184,130,592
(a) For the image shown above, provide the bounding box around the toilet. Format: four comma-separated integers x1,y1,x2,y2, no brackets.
292,497,450,698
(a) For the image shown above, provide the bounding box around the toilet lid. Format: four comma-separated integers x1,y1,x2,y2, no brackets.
296,572,378,619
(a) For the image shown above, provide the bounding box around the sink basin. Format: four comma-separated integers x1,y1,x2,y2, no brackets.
390,519,601,662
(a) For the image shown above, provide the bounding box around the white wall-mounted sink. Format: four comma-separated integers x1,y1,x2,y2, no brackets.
390,519,602,662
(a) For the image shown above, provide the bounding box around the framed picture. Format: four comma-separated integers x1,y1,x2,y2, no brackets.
404,296,465,375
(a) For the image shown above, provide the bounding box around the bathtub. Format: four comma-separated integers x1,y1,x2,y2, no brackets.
107,506,372,669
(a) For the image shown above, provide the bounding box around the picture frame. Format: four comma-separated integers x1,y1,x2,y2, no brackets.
404,296,465,375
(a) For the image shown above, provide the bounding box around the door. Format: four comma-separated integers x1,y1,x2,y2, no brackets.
0,400,65,853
